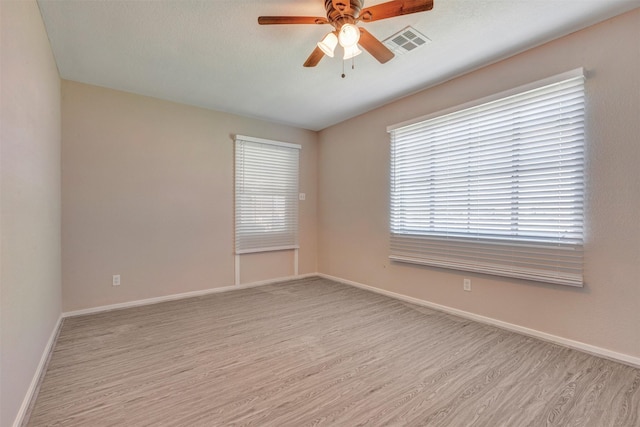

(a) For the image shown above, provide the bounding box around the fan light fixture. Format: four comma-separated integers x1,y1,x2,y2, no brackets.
338,24,360,48
317,32,338,57
343,44,362,60
318,24,362,59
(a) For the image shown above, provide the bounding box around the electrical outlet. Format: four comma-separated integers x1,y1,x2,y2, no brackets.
112,275,121,286
299,193,306,201
463,278,471,291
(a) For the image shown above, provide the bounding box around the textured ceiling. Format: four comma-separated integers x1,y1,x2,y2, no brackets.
38,0,640,131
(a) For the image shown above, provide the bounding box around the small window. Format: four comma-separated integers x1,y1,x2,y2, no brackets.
234,135,300,254
388,69,586,286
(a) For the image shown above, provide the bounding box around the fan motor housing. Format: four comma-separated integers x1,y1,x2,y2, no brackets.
325,0,364,26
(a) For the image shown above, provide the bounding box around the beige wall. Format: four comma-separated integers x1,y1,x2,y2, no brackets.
62,81,318,311
318,9,640,359
0,1,62,426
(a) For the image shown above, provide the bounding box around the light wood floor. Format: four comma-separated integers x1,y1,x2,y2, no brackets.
27,277,640,426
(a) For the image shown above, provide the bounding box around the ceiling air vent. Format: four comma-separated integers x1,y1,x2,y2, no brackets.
383,26,431,55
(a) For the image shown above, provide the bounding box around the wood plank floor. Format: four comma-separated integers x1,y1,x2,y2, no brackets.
27,277,640,426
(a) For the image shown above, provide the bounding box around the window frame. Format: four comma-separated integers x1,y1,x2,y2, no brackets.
387,68,586,287
234,135,300,255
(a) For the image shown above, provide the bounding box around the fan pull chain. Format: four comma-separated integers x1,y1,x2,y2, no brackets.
341,57,355,79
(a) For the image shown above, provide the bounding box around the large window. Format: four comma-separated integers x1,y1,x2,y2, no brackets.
235,135,300,254
389,69,585,286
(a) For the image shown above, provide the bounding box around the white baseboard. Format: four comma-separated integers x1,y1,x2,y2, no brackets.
13,315,63,427
63,273,318,318
318,273,640,369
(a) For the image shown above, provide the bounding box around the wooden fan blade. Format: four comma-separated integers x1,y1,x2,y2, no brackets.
303,46,325,67
359,0,433,22
358,27,395,64
258,16,329,25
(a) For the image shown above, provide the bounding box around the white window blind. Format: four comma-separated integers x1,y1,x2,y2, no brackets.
388,69,586,286
235,135,300,254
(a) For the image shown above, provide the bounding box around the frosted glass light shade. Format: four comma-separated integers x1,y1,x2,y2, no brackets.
338,24,360,47
343,44,362,60
317,32,338,57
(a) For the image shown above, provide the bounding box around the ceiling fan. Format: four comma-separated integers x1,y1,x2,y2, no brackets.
258,0,434,67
